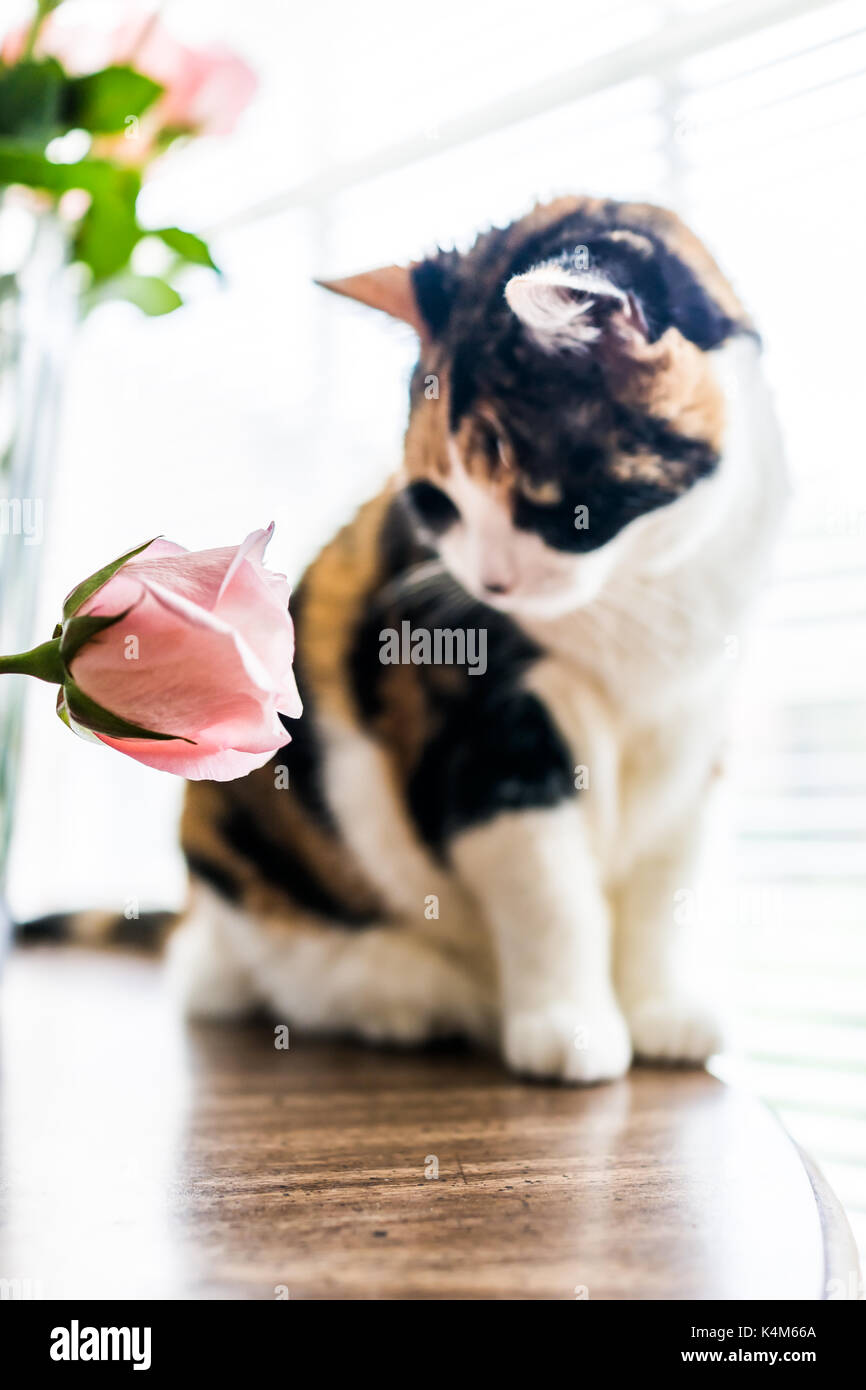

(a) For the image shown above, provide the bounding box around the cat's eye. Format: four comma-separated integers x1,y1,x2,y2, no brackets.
519,476,563,506
475,418,511,469
405,480,460,534
476,420,505,460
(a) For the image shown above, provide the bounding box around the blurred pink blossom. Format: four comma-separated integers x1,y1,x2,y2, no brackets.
1,9,256,162
111,13,257,140
1,18,110,71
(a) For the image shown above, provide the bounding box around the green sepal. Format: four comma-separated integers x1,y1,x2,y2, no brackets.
56,688,102,745
61,679,194,744
63,537,157,619
59,607,132,664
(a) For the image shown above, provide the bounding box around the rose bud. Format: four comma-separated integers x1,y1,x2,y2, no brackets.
0,526,302,782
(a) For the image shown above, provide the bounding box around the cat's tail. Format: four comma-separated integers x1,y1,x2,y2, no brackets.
14,908,176,953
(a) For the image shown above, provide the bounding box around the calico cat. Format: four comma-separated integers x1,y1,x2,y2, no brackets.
172,195,786,1083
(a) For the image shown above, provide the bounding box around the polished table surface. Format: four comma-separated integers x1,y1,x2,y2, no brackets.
0,946,857,1300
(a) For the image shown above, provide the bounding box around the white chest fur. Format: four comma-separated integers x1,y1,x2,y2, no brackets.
521,336,787,882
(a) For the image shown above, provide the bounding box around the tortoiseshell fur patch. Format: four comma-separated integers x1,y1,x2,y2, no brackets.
181,196,753,925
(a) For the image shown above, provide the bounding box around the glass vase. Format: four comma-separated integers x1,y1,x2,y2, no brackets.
0,196,77,949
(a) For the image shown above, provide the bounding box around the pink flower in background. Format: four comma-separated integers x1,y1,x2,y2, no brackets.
113,15,257,138
62,527,302,781
104,13,256,164
0,19,109,71
1,9,256,161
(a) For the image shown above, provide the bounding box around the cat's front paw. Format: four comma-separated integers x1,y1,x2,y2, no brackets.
503,1001,631,1084
626,995,725,1065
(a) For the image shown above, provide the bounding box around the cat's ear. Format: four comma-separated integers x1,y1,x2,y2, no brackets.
315,265,429,338
317,254,458,341
504,261,648,352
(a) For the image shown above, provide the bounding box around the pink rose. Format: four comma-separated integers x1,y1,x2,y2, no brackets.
2,10,256,161
112,16,257,138
1,19,110,71
59,526,302,781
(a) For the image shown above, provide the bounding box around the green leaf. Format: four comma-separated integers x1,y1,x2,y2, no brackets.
0,141,146,284
0,59,64,140
59,608,132,664
0,143,62,191
62,679,194,743
153,226,220,273
0,140,142,201
63,537,157,620
55,688,102,745
74,191,141,282
85,273,183,317
64,66,163,134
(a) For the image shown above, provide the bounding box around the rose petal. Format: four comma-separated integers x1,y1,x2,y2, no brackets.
69,522,299,781
93,732,281,781
70,578,279,740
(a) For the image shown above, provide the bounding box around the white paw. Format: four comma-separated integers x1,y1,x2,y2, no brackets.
503,1002,632,1084
627,995,725,1064
165,918,259,1021
348,954,495,1049
355,1004,437,1047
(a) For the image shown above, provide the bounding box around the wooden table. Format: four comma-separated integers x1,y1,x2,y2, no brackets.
0,946,858,1300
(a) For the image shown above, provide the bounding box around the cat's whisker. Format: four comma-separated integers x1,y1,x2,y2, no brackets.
380,559,449,604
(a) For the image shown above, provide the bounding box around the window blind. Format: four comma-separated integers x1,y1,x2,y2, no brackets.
671,0,866,1260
